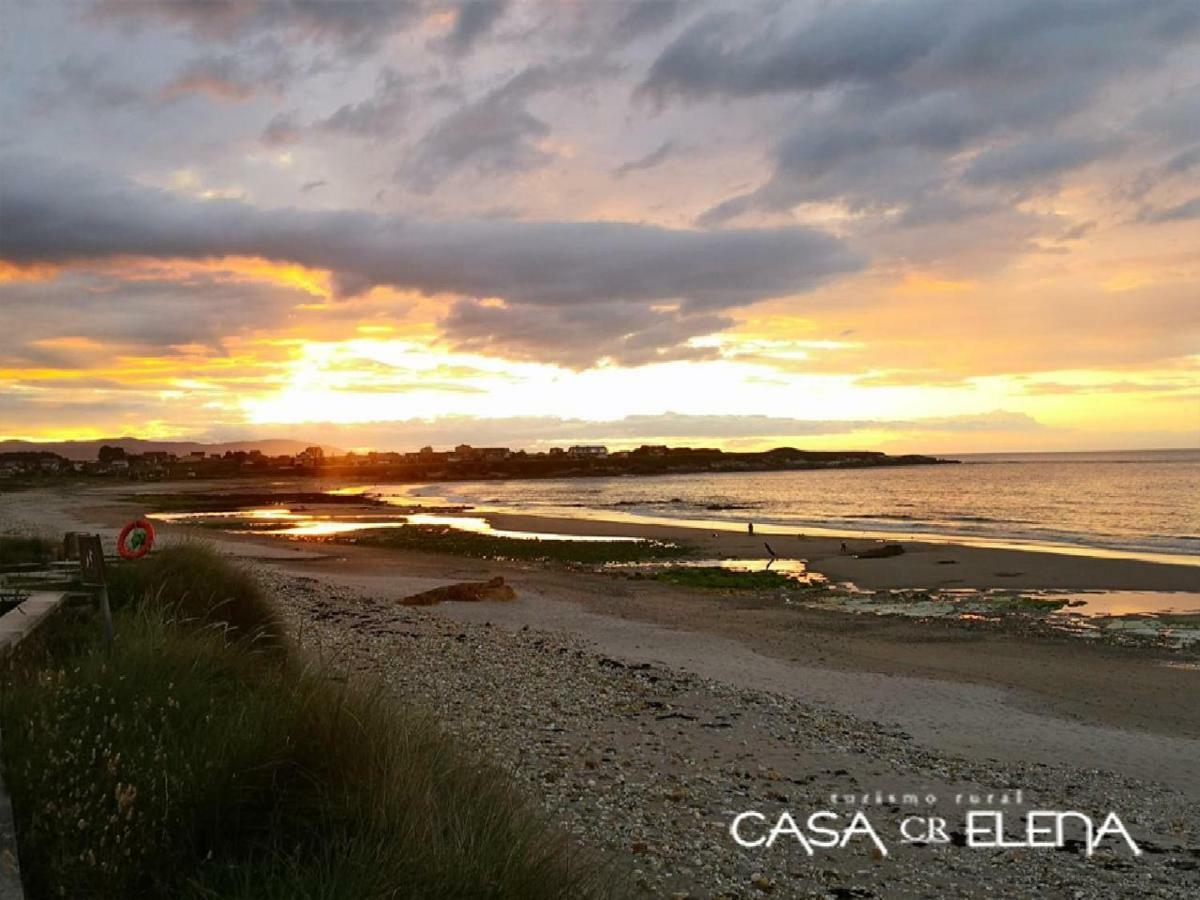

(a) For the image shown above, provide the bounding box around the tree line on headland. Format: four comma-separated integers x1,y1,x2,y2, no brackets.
0,441,955,485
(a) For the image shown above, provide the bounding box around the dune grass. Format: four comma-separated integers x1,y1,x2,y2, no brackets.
103,542,287,649
0,544,613,899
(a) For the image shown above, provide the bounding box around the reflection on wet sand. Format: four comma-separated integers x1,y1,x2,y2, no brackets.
151,507,643,542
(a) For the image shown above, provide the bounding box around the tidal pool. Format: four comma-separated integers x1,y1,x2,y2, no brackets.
151,507,643,542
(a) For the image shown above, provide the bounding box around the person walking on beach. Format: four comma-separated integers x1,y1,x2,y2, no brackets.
747,522,754,535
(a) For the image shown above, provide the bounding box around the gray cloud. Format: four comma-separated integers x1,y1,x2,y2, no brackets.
442,1,509,55
160,54,273,101
964,136,1112,188
443,298,731,367
39,58,145,110
662,1,1200,238
1142,195,1200,224
92,0,425,58
0,156,861,366
640,1,1199,102
261,110,303,145
401,67,552,190
611,0,684,43
401,58,618,190
316,67,407,136
614,140,677,178
0,271,313,360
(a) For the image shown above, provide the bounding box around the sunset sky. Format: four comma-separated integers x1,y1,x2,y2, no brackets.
1,0,1197,453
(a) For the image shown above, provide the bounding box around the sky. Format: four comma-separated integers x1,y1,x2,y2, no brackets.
1,0,1197,454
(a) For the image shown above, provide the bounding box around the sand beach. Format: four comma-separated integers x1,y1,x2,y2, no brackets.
2,480,1198,896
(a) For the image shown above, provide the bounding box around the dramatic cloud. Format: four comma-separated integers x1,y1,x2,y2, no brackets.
0,156,861,365
640,1,1199,102
648,0,1200,233
1,1,1197,449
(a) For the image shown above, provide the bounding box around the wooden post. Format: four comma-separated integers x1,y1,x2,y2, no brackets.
77,534,113,649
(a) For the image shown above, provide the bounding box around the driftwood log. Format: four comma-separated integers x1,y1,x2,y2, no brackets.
400,576,516,606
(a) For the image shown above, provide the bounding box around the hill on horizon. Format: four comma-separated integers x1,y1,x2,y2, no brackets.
0,438,344,461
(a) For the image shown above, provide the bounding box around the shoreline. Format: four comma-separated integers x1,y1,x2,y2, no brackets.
477,510,1200,592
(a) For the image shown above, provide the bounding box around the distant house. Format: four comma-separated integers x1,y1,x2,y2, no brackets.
548,447,566,456
567,445,608,458
296,446,325,467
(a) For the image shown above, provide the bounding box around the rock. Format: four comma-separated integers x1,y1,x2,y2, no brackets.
751,873,774,892
854,543,905,559
400,576,517,606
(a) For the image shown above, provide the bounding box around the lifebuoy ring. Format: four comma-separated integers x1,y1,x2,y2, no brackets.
117,518,155,559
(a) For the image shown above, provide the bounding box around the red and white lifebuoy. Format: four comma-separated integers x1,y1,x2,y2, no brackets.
117,518,155,559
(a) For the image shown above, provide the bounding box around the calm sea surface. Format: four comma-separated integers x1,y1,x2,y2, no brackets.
362,449,1200,563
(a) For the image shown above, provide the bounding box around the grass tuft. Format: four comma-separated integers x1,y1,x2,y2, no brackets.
106,543,286,649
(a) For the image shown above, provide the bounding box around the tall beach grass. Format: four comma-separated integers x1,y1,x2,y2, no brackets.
0,544,614,898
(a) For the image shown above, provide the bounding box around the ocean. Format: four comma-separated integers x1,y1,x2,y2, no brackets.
375,448,1200,564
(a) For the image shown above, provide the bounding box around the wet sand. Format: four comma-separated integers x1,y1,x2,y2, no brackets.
482,510,1200,592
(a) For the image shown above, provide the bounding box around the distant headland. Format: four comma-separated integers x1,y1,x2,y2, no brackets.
0,437,955,484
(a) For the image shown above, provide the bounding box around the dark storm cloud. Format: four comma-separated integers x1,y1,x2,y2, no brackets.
441,1,509,55
614,140,678,178
0,157,862,365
